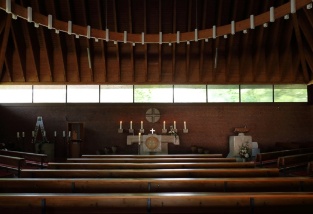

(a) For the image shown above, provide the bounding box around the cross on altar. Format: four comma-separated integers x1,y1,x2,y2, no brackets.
150,128,155,134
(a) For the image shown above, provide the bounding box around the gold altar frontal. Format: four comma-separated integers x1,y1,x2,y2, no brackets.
127,134,180,155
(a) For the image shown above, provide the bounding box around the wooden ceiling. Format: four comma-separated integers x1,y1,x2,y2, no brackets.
0,0,313,85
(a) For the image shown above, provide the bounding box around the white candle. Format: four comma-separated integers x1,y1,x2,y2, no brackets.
138,132,141,143
141,121,143,129
174,121,176,129
120,121,122,129
68,131,71,137
54,131,57,137
17,132,20,138
63,131,65,137
130,121,132,129
32,131,34,137
184,121,187,129
43,131,46,137
22,132,25,137
163,121,166,130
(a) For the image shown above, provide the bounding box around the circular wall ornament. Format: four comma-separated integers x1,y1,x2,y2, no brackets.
145,136,160,151
145,108,160,123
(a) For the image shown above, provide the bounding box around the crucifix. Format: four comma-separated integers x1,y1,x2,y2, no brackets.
150,128,155,134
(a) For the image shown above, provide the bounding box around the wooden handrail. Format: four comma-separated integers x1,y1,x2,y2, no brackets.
82,154,223,158
0,154,25,177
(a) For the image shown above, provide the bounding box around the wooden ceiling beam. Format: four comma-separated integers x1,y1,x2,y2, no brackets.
212,0,223,82
3,55,12,81
113,0,121,82
0,14,12,80
186,0,192,82
292,13,309,82
10,18,26,81
144,0,147,82
199,0,207,83
279,19,293,82
47,0,67,82
299,14,313,51
33,0,53,81
97,0,107,82
172,0,176,82
225,0,238,82
128,0,134,82
81,0,93,82
239,0,255,82
158,0,162,82
66,0,81,82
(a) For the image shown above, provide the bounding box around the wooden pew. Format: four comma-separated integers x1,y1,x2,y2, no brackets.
0,155,25,177
48,162,255,169
67,157,236,163
20,168,280,178
308,161,313,176
0,150,47,168
1,177,313,193
82,154,223,158
278,153,313,172
0,192,313,214
255,147,313,166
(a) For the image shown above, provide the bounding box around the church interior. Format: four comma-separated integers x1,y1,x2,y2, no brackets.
1,0,313,213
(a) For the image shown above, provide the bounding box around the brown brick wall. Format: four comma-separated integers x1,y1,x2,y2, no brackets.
0,103,312,159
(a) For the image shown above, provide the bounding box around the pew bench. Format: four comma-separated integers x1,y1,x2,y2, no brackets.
0,155,25,177
255,147,313,167
20,168,280,178
1,177,313,193
0,150,47,169
82,154,223,158
0,192,313,214
278,153,313,172
67,157,236,163
48,162,256,169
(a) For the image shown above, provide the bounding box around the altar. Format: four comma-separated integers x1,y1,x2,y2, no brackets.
127,134,179,155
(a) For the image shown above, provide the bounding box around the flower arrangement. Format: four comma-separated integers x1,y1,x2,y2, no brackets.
238,142,251,160
168,126,177,137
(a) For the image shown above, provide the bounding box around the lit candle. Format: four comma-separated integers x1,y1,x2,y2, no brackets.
138,132,141,143
120,121,122,129
43,131,46,137
63,131,65,137
17,132,20,138
163,121,166,130
174,121,176,129
184,121,187,130
22,132,25,137
141,121,143,129
54,131,57,137
130,121,132,129
68,131,71,137
32,131,34,137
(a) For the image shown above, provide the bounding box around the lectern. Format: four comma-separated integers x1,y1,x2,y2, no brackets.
67,122,84,158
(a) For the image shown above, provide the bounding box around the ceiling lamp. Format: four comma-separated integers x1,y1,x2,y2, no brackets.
270,7,275,22
231,21,235,35
27,7,32,22
291,0,296,13
6,0,11,13
250,15,255,29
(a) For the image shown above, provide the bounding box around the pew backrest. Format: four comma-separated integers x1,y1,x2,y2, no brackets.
20,168,280,178
82,154,223,158
0,150,47,168
0,155,25,177
1,177,313,193
67,157,236,163
48,162,255,169
278,153,313,171
307,161,313,176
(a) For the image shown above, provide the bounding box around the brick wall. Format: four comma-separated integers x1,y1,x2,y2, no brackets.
0,103,312,159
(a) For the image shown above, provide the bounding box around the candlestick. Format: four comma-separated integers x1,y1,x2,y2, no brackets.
22,132,25,137
63,131,65,137
130,121,132,129
184,121,187,130
68,131,71,138
120,121,122,129
17,132,20,138
138,132,141,144
43,131,46,137
163,121,166,130
32,131,34,137
54,131,57,137
141,121,143,129
174,121,176,129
